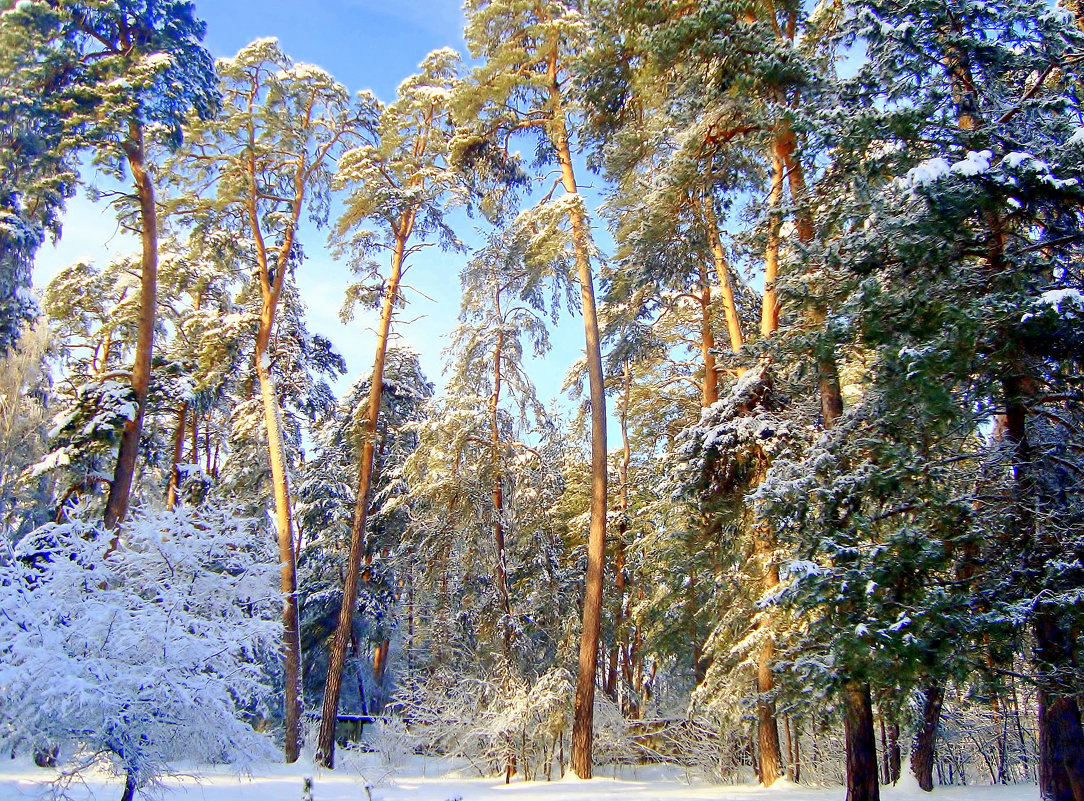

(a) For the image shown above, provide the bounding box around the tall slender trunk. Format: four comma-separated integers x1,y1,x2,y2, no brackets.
252,237,302,763
543,52,608,781
696,191,744,353
104,122,156,530
698,263,718,407
911,683,944,791
760,151,785,338
1035,608,1084,801
165,402,187,510
844,680,880,801
783,713,796,782
999,316,1084,801
256,339,302,762
756,558,783,786
490,321,512,654
886,719,901,784
748,131,794,789
316,220,411,768
609,364,633,704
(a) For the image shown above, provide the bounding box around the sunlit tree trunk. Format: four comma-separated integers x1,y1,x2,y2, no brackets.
255,316,302,763
317,213,413,768
609,362,633,704
696,191,743,353
761,151,785,338
546,53,608,779
248,137,307,762
698,263,718,407
104,122,156,531
165,403,187,510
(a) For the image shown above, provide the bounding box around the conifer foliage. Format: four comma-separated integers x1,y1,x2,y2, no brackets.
2,0,1084,798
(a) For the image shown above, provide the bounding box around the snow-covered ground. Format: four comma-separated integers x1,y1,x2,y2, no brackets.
0,758,1041,801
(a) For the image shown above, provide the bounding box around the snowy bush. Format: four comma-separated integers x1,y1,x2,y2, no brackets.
393,667,574,780
0,504,280,797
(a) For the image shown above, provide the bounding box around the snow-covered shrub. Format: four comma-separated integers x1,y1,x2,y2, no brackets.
372,713,418,773
393,667,573,780
0,503,280,796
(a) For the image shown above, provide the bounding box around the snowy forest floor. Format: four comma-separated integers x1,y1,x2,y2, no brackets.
0,757,1042,801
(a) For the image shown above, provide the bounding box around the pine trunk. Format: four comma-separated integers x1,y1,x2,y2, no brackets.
1000,375,1084,801
698,263,718,407
1035,610,1084,801
698,191,744,353
316,227,409,768
911,683,944,791
547,60,607,781
104,122,156,530
256,346,302,763
756,532,783,787
843,679,880,801
491,324,512,655
887,719,901,784
756,634,782,786
760,150,785,338
166,402,187,510
610,363,633,706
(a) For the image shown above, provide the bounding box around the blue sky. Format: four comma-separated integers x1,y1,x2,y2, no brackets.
36,0,594,422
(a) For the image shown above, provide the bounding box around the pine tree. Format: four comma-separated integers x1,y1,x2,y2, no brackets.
316,48,464,768
456,0,610,775
2,0,220,530
172,38,365,761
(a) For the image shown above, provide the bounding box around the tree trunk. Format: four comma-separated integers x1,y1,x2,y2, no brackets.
490,324,513,655
911,683,944,791
165,402,187,510
887,719,901,784
756,535,783,787
783,714,795,782
104,122,156,530
698,262,718,407
880,716,890,785
119,772,137,801
757,634,782,786
843,679,880,801
547,57,607,781
697,191,744,353
256,347,302,763
610,362,633,705
316,223,410,768
1035,610,1084,801
760,150,785,338
999,373,1084,801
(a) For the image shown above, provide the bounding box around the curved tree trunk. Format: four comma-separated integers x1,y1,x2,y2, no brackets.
104,122,156,531
316,222,411,768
